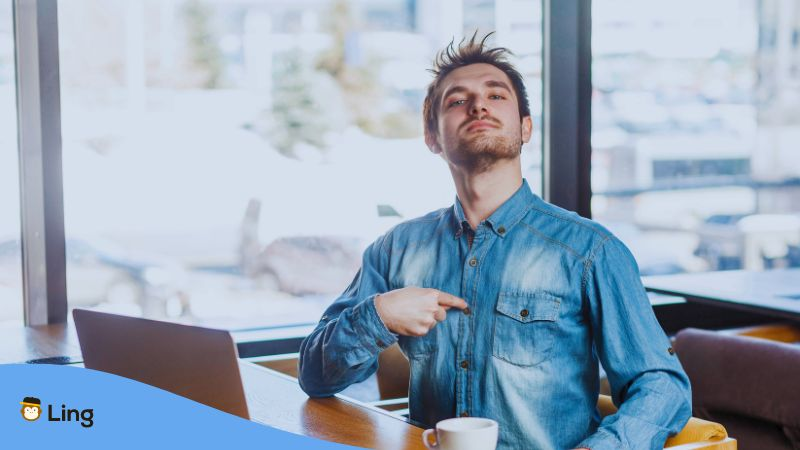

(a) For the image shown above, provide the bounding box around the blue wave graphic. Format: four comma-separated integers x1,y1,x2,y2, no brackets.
1,364,364,449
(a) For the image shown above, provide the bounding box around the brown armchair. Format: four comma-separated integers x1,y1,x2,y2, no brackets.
675,327,800,450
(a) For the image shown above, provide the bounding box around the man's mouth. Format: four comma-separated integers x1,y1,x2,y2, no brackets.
465,120,499,132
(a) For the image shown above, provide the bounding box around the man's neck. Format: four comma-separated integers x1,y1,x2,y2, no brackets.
450,160,523,230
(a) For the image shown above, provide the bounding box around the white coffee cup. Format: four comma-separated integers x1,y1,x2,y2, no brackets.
422,417,499,450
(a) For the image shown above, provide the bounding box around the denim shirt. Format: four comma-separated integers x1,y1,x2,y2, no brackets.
298,180,691,450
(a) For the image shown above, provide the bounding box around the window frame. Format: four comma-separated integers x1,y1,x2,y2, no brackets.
14,0,67,326
542,0,592,218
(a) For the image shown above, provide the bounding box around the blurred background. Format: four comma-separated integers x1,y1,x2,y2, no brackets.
0,0,798,330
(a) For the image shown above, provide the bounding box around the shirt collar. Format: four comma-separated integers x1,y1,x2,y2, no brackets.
451,179,536,239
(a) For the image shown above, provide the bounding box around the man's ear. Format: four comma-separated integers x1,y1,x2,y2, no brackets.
425,129,442,154
521,115,533,143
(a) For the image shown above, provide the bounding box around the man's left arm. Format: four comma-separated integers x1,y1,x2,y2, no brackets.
577,236,692,450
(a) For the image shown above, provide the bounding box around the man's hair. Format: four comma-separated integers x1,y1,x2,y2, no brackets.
423,32,531,139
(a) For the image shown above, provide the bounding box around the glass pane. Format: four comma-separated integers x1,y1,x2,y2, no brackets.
59,0,543,329
0,0,23,326
592,0,800,275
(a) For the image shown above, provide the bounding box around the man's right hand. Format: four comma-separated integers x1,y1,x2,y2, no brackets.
374,287,468,337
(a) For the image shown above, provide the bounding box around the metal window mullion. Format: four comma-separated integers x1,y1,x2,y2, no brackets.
14,0,67,325
542,0,592,218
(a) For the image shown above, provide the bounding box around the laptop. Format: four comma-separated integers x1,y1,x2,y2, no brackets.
72,309,250,419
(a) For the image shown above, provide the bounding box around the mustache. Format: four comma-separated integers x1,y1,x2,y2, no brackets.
461,116,501,130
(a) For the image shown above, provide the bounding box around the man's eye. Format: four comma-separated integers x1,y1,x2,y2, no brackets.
489,94,504,100
448,99,466,107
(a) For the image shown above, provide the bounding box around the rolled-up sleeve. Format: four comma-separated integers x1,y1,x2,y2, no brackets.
578,236,692,450
298,236,398,397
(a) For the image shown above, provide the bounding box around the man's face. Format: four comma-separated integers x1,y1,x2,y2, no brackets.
427,63,532,172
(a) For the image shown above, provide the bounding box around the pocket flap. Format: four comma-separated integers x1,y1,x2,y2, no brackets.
496,292,561,323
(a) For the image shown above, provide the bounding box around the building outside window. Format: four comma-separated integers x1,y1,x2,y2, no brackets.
592,0,800,276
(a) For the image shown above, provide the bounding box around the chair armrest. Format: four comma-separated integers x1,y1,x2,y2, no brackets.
664,416,730,447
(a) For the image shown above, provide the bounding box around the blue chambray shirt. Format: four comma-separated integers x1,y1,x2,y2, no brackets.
299,179,692,450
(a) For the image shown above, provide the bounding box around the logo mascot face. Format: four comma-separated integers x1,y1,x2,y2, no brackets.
21,397,42,421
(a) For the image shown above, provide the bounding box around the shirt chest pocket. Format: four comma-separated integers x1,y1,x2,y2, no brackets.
492,292,561,367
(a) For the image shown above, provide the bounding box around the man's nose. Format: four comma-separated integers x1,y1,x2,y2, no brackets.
469,98,488,117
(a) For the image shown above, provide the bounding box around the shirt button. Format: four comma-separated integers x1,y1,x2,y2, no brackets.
460,412,469,417
460,360,469,369
468,258,478,267
498,226,506,234
520,309,529,318
463,307,471,315
668,347,675,355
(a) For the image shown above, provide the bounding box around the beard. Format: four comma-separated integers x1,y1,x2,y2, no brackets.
443,126,523,173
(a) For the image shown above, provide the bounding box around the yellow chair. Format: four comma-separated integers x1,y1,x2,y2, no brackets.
723,322,800,343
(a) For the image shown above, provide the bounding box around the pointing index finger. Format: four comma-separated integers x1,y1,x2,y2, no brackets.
436,291,468,310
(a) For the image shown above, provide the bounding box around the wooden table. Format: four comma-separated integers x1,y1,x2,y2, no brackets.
0,322,427,450
0,321,82,364
644,268,800,321
242,362,426,449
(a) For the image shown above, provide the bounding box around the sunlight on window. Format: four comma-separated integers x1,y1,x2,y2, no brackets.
57,0,543,329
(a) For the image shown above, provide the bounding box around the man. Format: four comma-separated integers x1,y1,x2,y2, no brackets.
298,33,691,450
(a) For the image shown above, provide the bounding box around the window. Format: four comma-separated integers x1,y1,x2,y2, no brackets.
58,0,543,329
592,0,800,275
0,0,23,325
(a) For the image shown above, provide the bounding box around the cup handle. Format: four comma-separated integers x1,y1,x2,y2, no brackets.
422,428,438,449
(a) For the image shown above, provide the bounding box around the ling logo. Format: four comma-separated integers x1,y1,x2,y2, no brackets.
20,397,42,421
19,396,94,428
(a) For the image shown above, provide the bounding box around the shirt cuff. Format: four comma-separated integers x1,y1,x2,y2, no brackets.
577,429,625,450
352,294,398,353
